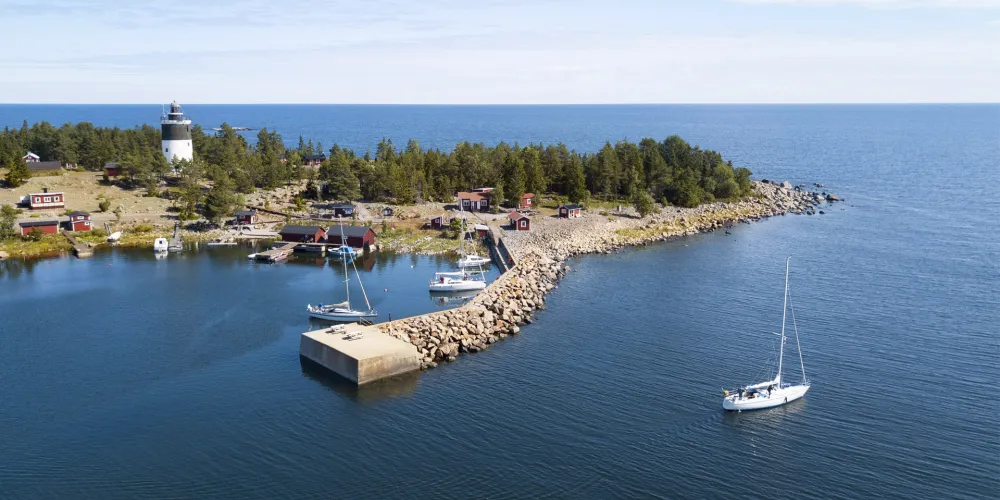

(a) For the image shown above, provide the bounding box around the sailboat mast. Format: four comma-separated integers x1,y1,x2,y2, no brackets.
339,219,350,306
777,256,790,387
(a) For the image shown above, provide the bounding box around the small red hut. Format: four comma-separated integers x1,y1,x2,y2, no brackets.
519,193,535,209
235,209,258,225
67,211,92,231
507,211,530,231
558,204,582,218
429,214,448,229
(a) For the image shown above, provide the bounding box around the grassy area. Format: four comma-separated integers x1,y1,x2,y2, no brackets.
376,221,482,255
0,234,72,258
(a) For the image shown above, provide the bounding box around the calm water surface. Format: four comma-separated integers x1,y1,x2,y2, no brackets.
0,104,998,499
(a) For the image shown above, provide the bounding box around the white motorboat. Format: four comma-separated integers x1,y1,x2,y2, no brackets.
458,254,491,268
307,223,376,322
107,231,122,243
329,245,358,258
723,257,810,411
153,238,169,253
429,270,487,292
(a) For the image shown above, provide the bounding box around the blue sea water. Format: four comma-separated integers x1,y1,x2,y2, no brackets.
0,104,998,499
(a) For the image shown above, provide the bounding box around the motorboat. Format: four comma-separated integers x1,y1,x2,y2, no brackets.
457,254,491,268
107,231,122,243
329,245,358,258
153,238,169,253
723,257,811,411
429,270,487,292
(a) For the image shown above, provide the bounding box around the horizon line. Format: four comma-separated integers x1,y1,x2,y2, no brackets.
1,102,997,106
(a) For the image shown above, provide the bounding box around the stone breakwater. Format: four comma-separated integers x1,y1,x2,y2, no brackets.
379,181,836,369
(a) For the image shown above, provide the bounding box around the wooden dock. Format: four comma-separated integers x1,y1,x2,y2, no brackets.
251,242,296,262
63,231,93,258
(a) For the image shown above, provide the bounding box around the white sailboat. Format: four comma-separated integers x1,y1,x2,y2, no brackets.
455,206,490,268
307,223,376,322
723,257,810,411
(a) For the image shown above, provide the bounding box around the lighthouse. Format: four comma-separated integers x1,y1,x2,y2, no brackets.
161,101,193,163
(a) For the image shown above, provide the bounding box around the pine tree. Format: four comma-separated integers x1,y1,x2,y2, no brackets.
202,177,237,224
4,159,30,188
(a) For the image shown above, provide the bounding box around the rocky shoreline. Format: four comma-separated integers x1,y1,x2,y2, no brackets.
379,181,836,369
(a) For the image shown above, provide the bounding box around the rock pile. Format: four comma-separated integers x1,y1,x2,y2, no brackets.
379,181,836,370
379,254,564,368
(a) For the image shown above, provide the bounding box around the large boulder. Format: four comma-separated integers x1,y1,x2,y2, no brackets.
780,181,793,190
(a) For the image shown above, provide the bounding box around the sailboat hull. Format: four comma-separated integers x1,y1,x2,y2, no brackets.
429,280,486,292
307,306,376,322
723,384,810,411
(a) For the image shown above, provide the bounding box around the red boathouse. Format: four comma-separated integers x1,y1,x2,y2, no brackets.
19,220,60,237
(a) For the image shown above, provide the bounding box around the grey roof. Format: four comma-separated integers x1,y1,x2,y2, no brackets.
235,209,257,216
328,203,356,209
28,161,62,171
560,204,582,210
67,211,90,217
279,225,325,235
19,220,59,227
303,154,327,161
326,225,374,238
103,162,118,169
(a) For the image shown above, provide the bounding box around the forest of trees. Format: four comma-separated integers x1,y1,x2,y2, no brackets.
1,120,755,215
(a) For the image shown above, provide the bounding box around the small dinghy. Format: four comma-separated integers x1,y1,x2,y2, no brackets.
153,238,169,253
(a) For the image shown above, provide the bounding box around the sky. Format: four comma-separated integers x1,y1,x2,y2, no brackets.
1,0,998,103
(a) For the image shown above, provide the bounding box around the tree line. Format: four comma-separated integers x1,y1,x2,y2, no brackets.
2,120,754,223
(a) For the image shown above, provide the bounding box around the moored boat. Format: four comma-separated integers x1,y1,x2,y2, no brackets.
153,238,169,253
307,222,376,322
429,270,487,292
723,257,810,411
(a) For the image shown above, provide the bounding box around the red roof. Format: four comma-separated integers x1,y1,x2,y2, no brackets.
457,191,487,202
507,211,527,221
521,193,535,199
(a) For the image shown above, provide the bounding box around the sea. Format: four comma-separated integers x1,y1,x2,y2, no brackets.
0,104,997,499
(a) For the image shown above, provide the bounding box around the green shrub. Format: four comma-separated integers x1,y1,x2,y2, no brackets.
98,199,111,212
133,223,154,234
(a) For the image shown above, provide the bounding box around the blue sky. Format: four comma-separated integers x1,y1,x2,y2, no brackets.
1,0,997,103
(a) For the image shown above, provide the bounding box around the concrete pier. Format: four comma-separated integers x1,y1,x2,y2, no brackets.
299,323,420,385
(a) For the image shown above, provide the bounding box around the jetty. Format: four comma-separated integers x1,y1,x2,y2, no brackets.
63,231,93,258
299,323,420,385
250,242,295,262
168,222,183,251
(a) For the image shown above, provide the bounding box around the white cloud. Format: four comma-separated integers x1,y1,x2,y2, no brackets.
732,0,1000,8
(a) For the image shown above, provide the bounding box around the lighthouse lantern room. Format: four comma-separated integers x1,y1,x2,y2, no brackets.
161,101,193,163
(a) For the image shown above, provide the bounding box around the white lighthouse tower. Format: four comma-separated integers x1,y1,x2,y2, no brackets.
161,101,193,163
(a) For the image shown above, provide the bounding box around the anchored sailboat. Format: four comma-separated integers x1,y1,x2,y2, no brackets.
307,222,376,322
456,205,489,268
723,257,810,411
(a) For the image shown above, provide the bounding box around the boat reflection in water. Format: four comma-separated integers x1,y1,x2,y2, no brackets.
430,289,480,307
